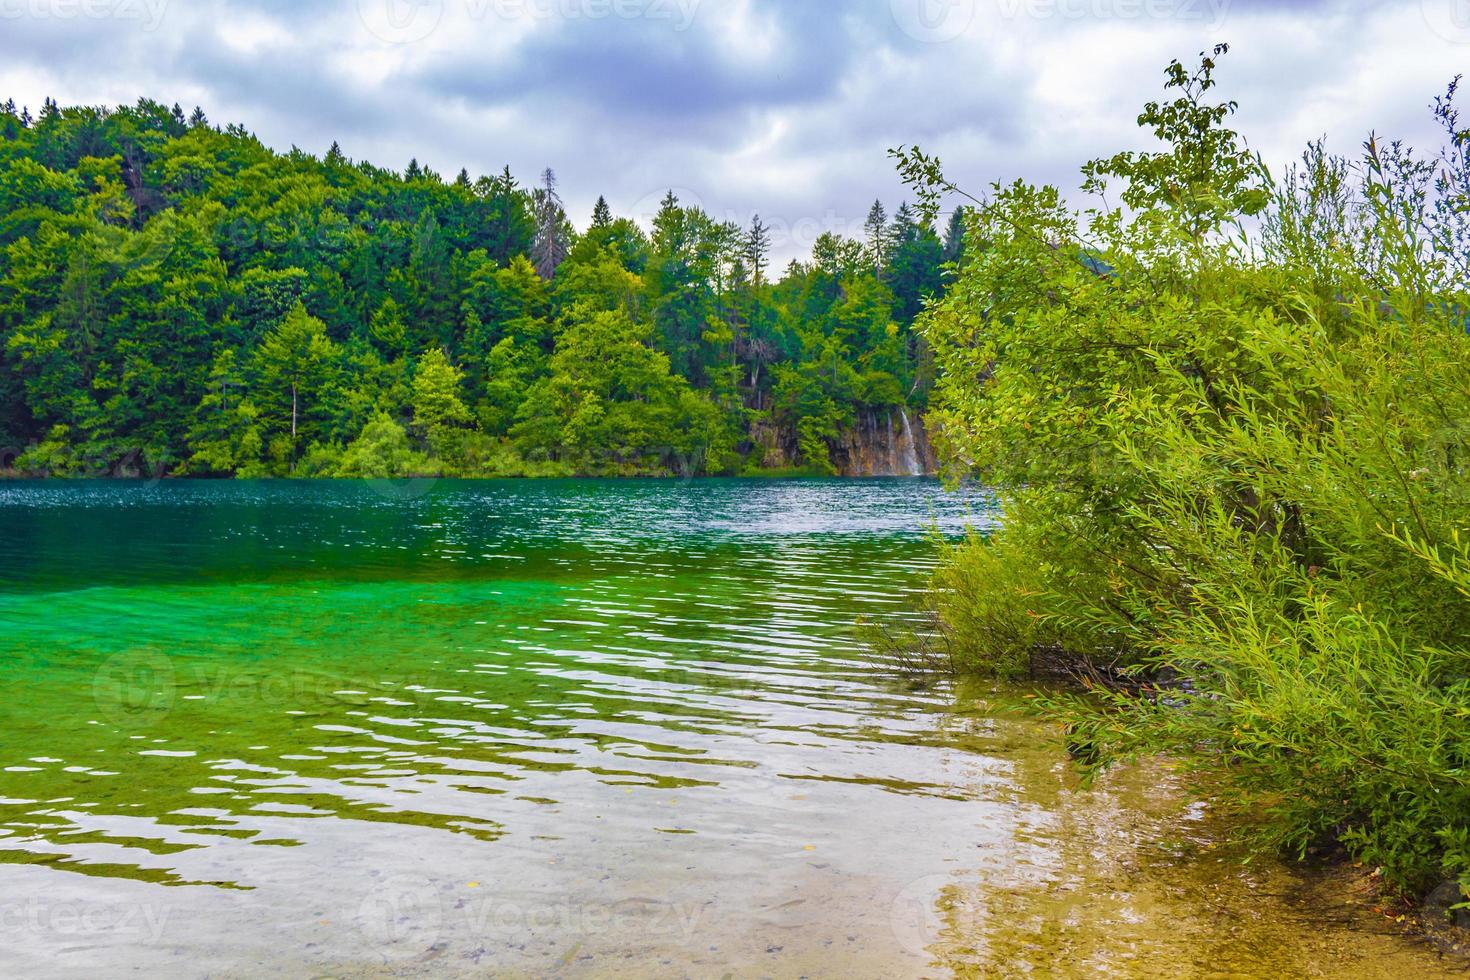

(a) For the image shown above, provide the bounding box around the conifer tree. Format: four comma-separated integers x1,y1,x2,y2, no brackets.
745,215,771,288
532,168,569,280
864,200,891,272
942,207,967,266
592,195,613,228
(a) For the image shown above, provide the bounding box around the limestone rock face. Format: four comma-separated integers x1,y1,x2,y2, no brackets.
746,408,936,476
749,418,797,471
832,408,936,477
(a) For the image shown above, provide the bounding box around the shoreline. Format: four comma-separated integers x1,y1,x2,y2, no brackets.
0,470,939,483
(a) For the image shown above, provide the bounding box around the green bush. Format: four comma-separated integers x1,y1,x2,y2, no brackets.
901,46,1470,898
333,413,435,479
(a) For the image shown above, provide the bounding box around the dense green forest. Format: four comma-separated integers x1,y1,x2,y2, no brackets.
0,97,956,478
900,46,1470,908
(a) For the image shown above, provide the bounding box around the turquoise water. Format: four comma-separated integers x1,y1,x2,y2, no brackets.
0,480,1456,977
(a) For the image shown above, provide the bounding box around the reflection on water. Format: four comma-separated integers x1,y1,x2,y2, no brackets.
0,480,1458,977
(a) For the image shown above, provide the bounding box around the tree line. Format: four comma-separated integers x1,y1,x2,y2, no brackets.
0,97,961,478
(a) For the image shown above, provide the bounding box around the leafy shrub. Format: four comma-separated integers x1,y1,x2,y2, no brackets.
901,47,1470,896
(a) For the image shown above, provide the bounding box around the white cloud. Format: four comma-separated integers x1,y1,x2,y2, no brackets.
0,0,1461,261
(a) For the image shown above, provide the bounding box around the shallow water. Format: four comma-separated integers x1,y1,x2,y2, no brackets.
0,479,1459,977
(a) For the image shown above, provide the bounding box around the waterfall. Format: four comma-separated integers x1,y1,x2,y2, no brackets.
899,409,923,476
886,411,899,476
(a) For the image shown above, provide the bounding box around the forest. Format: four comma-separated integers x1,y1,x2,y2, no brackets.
0,97,956,479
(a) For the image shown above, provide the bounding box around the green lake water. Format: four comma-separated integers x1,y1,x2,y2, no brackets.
0,479,1461,977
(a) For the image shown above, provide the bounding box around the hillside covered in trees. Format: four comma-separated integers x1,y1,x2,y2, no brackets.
0,98,959,479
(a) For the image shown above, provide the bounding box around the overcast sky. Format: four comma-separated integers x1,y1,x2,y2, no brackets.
2,0,1466,260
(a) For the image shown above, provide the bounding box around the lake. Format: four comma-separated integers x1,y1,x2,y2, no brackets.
0,479,1457,977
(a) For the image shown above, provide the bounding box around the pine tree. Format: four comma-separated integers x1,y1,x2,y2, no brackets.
745,216,771,288
189,106,209,128
864,200,891,273
942,207,967,266
592,195,613,228
484,166,534,266
652,191,686,254
531,168,569,280
886,202,943,324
